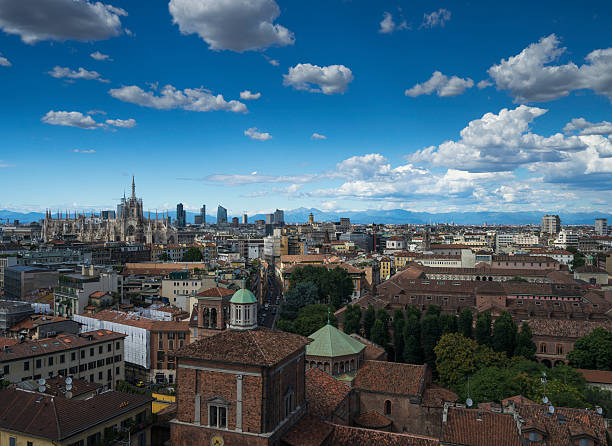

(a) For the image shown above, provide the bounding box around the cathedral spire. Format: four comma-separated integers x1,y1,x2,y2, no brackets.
131,175,136,199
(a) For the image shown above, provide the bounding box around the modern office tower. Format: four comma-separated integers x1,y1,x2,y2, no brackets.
195,205,206,225
274,209,284,225
101,210,116,220
176,203,186,228
265,213,274,224
541,214,561,234
595,218,608,236
242,213,248,225
231,217,239,227
217,205,228,224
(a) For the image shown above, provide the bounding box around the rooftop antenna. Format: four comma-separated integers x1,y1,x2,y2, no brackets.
466,376,473,408
327,307,331,325
541,372,549,404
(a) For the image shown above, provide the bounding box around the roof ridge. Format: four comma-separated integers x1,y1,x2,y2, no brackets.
250,330,269,364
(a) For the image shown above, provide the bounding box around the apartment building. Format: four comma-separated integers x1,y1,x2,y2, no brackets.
54,265,119,318
0,330,125,390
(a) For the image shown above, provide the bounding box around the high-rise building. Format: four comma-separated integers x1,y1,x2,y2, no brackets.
265,213,274,225
217,205,227,224
541,215,561,234
274,209,284,225
595,218,608,236
176,203,186,228
195,205,206,225
242,213,248,225
101,210,116,220
231,217,239,227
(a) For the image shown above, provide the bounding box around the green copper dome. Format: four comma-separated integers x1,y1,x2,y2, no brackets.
230,288,257,304
306,324,366,357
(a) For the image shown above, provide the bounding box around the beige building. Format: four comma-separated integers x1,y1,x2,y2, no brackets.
0,330,125,390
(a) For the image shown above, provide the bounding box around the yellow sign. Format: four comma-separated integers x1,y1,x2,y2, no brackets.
211,434,224,446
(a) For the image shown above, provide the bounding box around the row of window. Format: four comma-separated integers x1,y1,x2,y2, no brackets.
20,366,120,383
19,353,122,373
539,344,564,355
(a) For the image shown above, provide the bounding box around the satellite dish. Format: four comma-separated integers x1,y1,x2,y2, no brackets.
38,386,46,393
466,398,473,407
542,396,549,404
65,392,73,399
38,378,46,386
66,384,72,391
65,377,72,385
596,407,603,415
548,405,555,414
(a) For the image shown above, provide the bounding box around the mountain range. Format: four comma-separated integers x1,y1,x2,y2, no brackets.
2,208,610,226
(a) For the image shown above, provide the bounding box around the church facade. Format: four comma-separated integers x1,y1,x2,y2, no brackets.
42,178,178,244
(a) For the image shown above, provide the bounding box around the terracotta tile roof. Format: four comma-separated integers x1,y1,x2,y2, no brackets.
89,291,110,299
18,377,101,399
349,333,386,360
196,287,234,298
575,266,608,274
281,415,334,446
353,360,426,397
354,410,392,429
527,319,612,338
329,424,440,445
502,395,536,406
577,369,612,385
421,384,457,408
0,337,18,349
0,330,125,362
175,327,309,367
441,407,521,446
82,310,190,332
10,315,72,331
515,404,607,445
305,367,351,419
0,388,152,441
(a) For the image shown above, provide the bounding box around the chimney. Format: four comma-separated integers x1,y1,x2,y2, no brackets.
477,411,483,421
81,264,86,276
89,265,95,276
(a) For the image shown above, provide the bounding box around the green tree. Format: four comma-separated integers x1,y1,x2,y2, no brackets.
439,313,458,335
514,322,537,360
435,333,506,389
276,318,295,333
291,304,337,337
288,265,354,309
181,247,203,262
458,308,473,339
492,312,517,357
405,305,422,320
370,319,387,348
567,327,612,370
422,314,441,371
475,312,492,347
280,282,318,320
425,305,441,317
158,253,171,261
363,305,376,339
403,314,422,364
342,305,362,335
377,308,390,334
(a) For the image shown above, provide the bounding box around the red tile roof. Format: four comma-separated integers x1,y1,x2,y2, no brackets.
441,407,521,446
196,287,234,298
501,395,536,406
281,415,334,446
0,388,152,441
576,369,612,385
354,410,392,429
527,319,612,338
305,367,351,419
176,328,309,367
421,384,458,408
329,424,440,445
353,360,426,397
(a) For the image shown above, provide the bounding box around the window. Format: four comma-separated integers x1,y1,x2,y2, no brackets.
89,374,94,382
24,361,30,371
116,342,120,349
209,405,227,428
578,438,592,446
71,352,76,361
3,365,8,374
169,340,174,350
36,359,42,369
60,354,65,364
81,350,85,359
116,366,120,375
157,351,165,361
528,432,540,441
384,400,392,415
90,348,94,357
48,357,54,366
540,343,547,353
158,336,163,349
107,343,112,352
98,346,103,354
9,437,15,446
97,359,104,367
556,344,563,355
27,442,33,446
107,369,112,381
114,355,122,362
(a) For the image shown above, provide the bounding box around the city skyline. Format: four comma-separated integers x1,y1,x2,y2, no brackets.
1,1,611,215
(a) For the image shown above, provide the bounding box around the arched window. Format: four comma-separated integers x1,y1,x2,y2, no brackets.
203,308,210,327
350,359,355,371
210,308,217,328
556,344,563,355
540,343,547,353
384,400,392,415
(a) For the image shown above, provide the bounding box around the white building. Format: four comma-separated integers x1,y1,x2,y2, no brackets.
553,230,579,249
595,218,608,236
385,237,406,252
531,250,574,265
160,277,203,311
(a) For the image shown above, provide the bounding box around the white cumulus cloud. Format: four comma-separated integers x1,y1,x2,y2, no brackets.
488,34,612,102
0,53,10,66
109,84,247,113
168,0,294,52
240,90,261,100
90,51,111,61
563,118,612,136
283,63,354,95
379,12,408,34
42,111,102,129
106,118,136,128
244,127,272,141
48,66,108,82
311,133,326,140
421,9,451,28
405,71,474,97
0,0,127,44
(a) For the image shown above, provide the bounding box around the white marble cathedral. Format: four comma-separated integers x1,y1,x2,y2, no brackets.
42,178,178,244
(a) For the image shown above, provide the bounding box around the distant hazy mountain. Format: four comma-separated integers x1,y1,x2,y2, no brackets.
2,208,611,226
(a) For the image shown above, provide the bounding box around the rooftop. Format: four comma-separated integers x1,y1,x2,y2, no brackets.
306,324,365,358
305,367,351,419
353,360,426,397
176,327,309,367
441,407,521,446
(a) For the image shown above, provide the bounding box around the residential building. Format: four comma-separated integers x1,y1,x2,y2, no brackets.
4,265,59,301
541,214,561,234
0,387,152,446
595,218,608,235
161,272,203,311
7,314,80,340
53,265,119,318
217,205,228,224
74,310,190,384
0,330,126,389
573,265,609,285
553,229,579,249
0,257,17,291
0,300,35,332
385,236,406,251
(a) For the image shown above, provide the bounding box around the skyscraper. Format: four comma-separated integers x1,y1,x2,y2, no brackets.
274,209,284,225
176,203,186,228
217,205,228,224
595,218,608,236
195,205,206,225
242,213,248,225
541,215,561,234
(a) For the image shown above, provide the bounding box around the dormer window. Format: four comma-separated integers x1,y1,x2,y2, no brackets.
528,432,540,442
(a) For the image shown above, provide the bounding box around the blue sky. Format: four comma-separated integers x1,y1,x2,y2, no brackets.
0,0,611,216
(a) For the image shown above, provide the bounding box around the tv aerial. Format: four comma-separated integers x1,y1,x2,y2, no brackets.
65,377,72,385
548,405,555,415
66,384,72,391
38,378,46,386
